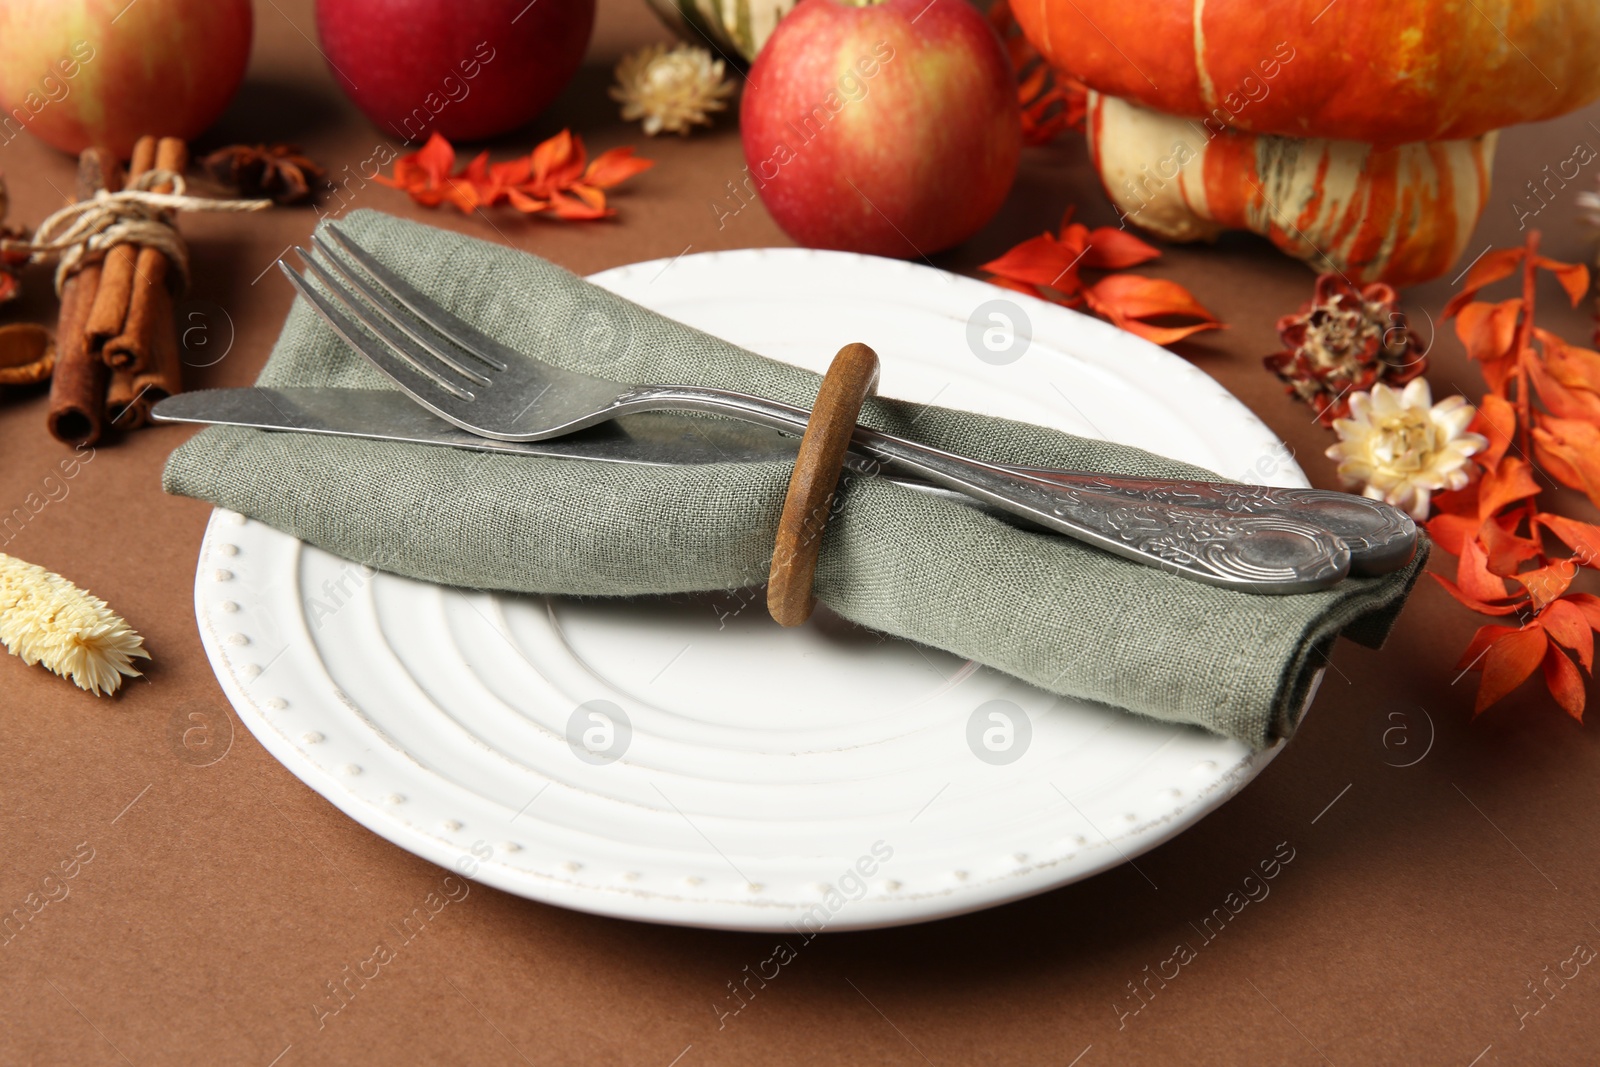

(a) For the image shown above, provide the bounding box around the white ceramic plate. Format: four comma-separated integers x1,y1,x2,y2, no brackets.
194,249,1311,931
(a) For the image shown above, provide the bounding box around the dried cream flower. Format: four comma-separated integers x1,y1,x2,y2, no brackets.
611,43,736,136
1326,379,1488,520
0,552,149,695
1578,185,1600,229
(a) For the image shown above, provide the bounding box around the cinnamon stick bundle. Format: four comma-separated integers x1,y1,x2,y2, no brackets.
46,148,122,447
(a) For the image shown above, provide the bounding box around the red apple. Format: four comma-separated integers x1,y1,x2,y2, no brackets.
315,0,596,142
739,0,1021,258
0,0,252,158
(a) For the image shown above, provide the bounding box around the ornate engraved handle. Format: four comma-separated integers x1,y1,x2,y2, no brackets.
1003,470,1417,576
850,440,1352,593
628,386,1365,594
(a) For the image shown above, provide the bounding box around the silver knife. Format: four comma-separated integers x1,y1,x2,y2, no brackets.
153,388,1415,574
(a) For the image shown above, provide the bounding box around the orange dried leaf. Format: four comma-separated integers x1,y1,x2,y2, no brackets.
991,0,1085,144
392,131,456,185
568,184,608,212
1425,512,1480,556
505,189,551,214
1528,358,1600,423
530,129,581,185
546,190,612,220
1540,513,1600,568
1513,559,1577,611
1454,298,1521,364
1541,598,1595,672
1433,482,1481,518
1081,227,1161,270
1459,623,1520,669
1542,644,1587,720
980,234,1084,290
1564,593,1600,633
489,155,532,188
1479,513,1543,576
1442,247,1526,318
1471,392,1517,473
1477,457,1541,521
1538,331,1600,394
1535,256,1591,306
1532,417,1600,507
1429,573,1523,616
584,146,654,189
1086,275,1218,323
1474,625,1548,714
1458,537,1515,603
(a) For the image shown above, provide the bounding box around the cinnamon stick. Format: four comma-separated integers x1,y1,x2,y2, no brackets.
106,367,148,430
46,148,123,447
86,134,154,357
106,137,186,390
126,281,180,415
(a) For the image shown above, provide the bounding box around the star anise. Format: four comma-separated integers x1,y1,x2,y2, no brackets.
201,143,326,206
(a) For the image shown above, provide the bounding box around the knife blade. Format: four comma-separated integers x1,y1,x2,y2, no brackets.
153,386,992,517
152,387,808,467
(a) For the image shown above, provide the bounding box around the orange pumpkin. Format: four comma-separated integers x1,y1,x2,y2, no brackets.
1009,0,1600,145
1012,0,1600,284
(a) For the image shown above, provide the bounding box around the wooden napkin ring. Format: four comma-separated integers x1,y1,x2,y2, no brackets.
767,342,881,627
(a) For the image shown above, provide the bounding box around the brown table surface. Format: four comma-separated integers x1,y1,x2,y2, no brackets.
4,2,1600,1064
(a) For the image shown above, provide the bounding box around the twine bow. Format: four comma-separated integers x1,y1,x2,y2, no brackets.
0,169,272,294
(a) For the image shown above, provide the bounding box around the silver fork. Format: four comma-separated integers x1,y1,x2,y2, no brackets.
276,227,1414,593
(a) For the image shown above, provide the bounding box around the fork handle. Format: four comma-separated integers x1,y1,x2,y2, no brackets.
617,385,1354,593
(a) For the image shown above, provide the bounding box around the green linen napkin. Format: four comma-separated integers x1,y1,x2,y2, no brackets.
163,209,1427,748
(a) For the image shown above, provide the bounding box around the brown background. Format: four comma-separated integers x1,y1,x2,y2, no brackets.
3,1,1600,1064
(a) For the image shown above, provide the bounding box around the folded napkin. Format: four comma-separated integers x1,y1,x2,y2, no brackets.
164,210,1427,748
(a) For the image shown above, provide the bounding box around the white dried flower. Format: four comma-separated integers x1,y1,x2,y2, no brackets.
611,43,736,136
1326,379,1489,520
1578,186,1600,229
0,552,149,695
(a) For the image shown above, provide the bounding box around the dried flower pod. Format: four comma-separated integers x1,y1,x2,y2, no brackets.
0,171,26,304
1265,273,1427,427
611,43,736,136
201,143,326,205
0,324,55,387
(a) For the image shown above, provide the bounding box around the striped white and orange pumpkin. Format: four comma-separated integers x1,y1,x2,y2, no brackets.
1088,92,1497,287
1010,0,1600,285
645,0,800,62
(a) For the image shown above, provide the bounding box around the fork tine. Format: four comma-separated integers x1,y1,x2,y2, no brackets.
308,232,495,385
322,224,515,373
277,258,476,413
295,248,486,395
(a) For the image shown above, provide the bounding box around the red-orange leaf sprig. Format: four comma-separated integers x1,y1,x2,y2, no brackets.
1427,230,1600,720
980,210,1223,346
987,0,1086,146
377,130,653,220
